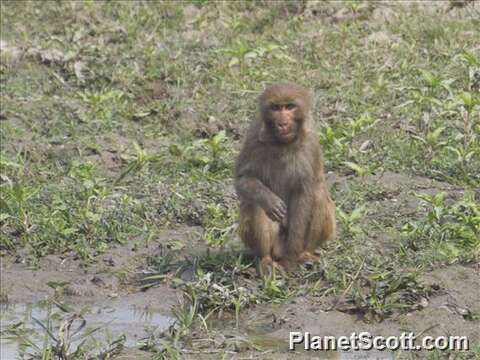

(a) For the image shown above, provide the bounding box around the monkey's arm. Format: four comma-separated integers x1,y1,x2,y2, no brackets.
235,175,287,224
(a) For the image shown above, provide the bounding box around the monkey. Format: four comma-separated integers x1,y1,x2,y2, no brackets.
235,83,336,272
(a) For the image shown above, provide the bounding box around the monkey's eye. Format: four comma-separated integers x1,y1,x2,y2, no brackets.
270,104,281,111
285,103,296,110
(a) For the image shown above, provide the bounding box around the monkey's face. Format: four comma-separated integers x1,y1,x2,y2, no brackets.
267,102,300,143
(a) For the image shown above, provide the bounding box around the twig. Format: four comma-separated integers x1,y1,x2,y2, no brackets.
417,323,440,338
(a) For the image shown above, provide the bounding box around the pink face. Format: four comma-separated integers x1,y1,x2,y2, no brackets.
268,103,300,143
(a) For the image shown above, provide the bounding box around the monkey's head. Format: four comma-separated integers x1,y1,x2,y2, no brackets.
258,83,312,144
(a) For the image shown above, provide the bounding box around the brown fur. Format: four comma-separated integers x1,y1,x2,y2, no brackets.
235,83,336,273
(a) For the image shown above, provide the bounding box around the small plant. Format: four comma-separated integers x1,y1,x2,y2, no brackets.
150,344,182,360
343,161,381,177
452,91,479,157
171,294,200,343
168,131,232,174
336,204,367,237
260,269,292,303
411,126,447,159
77,88,125,127
221,41,294,70
114,142,152,186
348,269,433,322
320,114,379,169
204,130,228,166
319,125,349,165
202,203,236,248
1,182,38,235
401,192,480,264
177,268,256,317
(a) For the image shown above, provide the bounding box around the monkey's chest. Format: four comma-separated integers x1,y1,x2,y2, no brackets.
259,152,314,196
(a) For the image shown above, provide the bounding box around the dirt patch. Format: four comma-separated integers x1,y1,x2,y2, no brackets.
85,150,124,175
0,226,203,305
364,171,463,193
421,264,480,318
0,250,178,311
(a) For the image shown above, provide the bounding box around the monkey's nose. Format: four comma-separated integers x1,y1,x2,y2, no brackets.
278,125,290,134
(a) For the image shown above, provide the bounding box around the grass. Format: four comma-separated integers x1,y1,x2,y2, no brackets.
1,1,479,359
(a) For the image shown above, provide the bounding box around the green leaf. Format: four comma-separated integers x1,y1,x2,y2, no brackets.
0,213,11,222
343,161,364,175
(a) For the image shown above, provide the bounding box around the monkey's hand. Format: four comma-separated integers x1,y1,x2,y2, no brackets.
263,195,287,224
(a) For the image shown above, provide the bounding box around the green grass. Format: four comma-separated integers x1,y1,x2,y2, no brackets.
1,1,479,358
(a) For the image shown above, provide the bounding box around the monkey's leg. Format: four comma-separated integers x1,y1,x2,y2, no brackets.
238,204,282,273
302,183,336,261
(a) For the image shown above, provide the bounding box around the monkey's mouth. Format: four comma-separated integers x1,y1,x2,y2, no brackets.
276,129,295,142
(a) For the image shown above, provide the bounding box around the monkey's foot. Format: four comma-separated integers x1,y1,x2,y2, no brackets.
278,257,298,272
298,251,319,263
257,256,281,276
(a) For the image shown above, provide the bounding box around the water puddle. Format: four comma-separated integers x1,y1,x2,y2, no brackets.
0,300,174,359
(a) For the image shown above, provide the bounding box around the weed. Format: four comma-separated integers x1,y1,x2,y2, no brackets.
337,204,367,238
202,203,236,248
401,192,480,264
259,270,292,303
